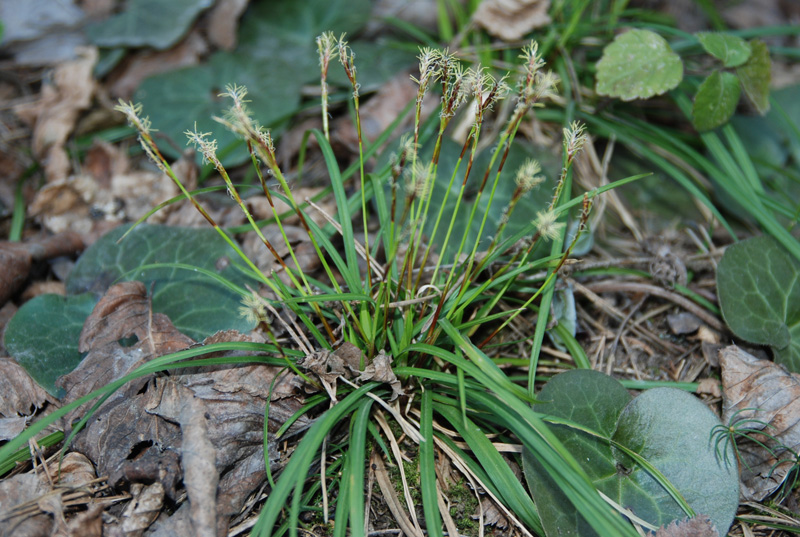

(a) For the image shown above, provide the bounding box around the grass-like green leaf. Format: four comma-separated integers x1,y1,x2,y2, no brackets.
717,236,800,370
420,389,443,537
522,370,739,536
595,29,683,101
697,32,752,67
692,70,741,131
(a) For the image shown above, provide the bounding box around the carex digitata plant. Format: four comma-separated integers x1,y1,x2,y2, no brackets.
1,34,649,537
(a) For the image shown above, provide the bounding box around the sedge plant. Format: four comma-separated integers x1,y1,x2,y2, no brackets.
1,35,657,536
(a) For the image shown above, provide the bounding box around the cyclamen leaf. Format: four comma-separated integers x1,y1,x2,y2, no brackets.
3,293,98,397
696,32,751,68
717,236,800,371
692,71,741,131
596,29,683,101
736,40,771,115
523,370,738,537
86,0,212,50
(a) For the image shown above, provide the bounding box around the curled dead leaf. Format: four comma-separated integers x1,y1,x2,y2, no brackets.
13,46,98,182
720,345,800,500
473,0,551,42
356,350,403,401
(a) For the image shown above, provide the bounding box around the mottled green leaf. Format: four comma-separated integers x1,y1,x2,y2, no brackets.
523,370,739,537
86,0,212,50
736,40,771,115
406,138,559,259
696,32,752,67
596,29,683,101
4,294,98,397
66,224,258,342
134,0,371,166
717,236,800,371
692,70,741,131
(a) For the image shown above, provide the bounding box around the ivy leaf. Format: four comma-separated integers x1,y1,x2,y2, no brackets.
696,32,752,68
596,29,683,101
86,0,213,50
523,370,739,537
692,70,741,131
3,293,97,397
736,40,771,115
717,236,800,371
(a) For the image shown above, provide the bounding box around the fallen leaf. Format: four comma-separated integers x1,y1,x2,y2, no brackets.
241,224,320,284
117,483,165,537
696,378,722,398
648,514,719,537
473,0,551,42
204,0,249,50
720,345,800,500
0,357,49,428
14,47,98,182
48,452,96,489
78,281,194,356
356,349,403,401
0,232,85,305
63,503,103,537
474,497,510,530
0,473,52,537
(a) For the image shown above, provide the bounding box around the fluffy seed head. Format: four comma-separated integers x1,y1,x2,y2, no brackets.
515,159,545,192
563,120,588,158
534,209,565,241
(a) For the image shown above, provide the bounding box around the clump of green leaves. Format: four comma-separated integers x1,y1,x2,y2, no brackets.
595,28,771,131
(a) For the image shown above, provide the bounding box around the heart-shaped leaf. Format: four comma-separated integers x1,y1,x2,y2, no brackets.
4,224,259,396
134,0,372,166
736,40,771,115
523,370,738,537
595,29,683,101
717,236,800,371
3,293,97,397
696,32,752,68
692,70,741,131
86,0,213,50
66,224,258,341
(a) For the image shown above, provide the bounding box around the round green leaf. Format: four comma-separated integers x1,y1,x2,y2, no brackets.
596,29,683,101
736,40,771,115
524,370,739,537
66,224,258,341
717,236,800,370
86,0,212,50
696,32,752,68
134,51,304,166
4,293,98,397
692,70,741,131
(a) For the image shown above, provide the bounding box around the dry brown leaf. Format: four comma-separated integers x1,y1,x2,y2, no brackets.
0,232,85,305
62,503,103,537
0,473,52,537
78,281,193,355
204,0,249,50
720,345,800,500
648,515,719,537
474,497,510,530
117,483,165,537
473,0,551,42
356,349,403,401
29,176,97,235
14,46,98,182
179,391,218,537
48,452,96,489
0,357,49,435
